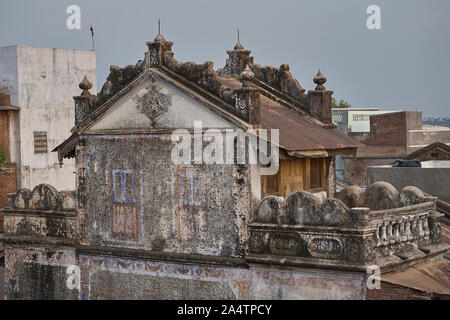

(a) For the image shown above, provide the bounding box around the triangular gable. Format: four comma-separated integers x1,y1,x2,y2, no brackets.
74,70,248,133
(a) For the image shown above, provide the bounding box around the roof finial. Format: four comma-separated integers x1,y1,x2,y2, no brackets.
79,75,92,96
313,69,327,91
234,28,244,50
154,19,165,42
240,64,255,85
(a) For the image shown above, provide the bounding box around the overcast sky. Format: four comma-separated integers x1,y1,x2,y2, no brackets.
1,0,449,117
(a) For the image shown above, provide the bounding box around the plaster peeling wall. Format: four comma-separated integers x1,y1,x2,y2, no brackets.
5,247,365,300
81,134,251,257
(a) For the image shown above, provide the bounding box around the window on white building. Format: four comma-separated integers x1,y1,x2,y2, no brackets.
352,114,370,122
33,131,48,154
332,114,343,123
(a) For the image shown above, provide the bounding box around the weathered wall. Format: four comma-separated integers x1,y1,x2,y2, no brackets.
0,46,97,192
361,111,407,148
4,246,365,300
407,129,450,153
5,247,78,300
367,166,450,202
343,157,398,186
78,134,251,258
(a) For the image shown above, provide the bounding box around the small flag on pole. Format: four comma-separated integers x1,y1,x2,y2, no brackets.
90,26,95,51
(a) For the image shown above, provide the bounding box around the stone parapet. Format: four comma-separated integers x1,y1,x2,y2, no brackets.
249,182,447,270
2,184,77,240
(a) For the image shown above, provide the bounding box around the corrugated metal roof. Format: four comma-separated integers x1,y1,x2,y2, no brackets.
260,95,360,151
218,76,360,152
382,258,450,296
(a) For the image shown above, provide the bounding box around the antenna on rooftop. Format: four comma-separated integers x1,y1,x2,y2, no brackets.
237,28,240,43
158,18,161,35
90,26,95,51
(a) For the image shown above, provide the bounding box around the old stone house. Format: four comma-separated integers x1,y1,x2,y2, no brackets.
53,33,358,250
2,34,448,300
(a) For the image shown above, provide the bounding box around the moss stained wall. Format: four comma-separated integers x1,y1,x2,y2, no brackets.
79,133,251,258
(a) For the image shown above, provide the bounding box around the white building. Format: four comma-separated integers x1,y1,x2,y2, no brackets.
332,108,397,182
332,108,396,134
0,45,96,192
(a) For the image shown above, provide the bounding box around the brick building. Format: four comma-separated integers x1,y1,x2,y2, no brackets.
343,111,450,186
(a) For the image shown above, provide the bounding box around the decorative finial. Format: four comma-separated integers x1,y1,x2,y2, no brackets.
154,19,165,42
234,28,244,50
79,75,92,93
313,69,327,91
240,64,255,83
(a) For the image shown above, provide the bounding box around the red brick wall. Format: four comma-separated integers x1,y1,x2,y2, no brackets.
366,281,445,300
0,164,16,232
0,112,10,159
343,157,398,186
0,111,15,232
362,112,407,147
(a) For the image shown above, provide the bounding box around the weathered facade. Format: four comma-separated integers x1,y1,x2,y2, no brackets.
2,35,448,300
0,46,97,207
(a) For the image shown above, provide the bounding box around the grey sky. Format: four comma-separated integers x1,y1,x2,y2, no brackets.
1,0,449,117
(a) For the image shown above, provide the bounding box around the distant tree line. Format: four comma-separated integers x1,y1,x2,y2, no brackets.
331,98,351,109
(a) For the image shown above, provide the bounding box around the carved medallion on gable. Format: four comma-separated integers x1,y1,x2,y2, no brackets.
133,77,174,127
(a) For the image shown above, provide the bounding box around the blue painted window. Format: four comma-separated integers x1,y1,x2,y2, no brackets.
112,170,135,203
179,169,205,207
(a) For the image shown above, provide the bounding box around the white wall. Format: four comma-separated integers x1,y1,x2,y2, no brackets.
348,110,393,133
0,46,97,191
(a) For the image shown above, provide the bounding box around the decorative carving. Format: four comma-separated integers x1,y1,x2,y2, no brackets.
302,234,344,259
133,76,173,126
9,184,76,211
236,95,247,111
249,232,267,254
347,238,362,263
269,233,300,256
163,52,235,105
430,220,442,244
256,195,282,224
